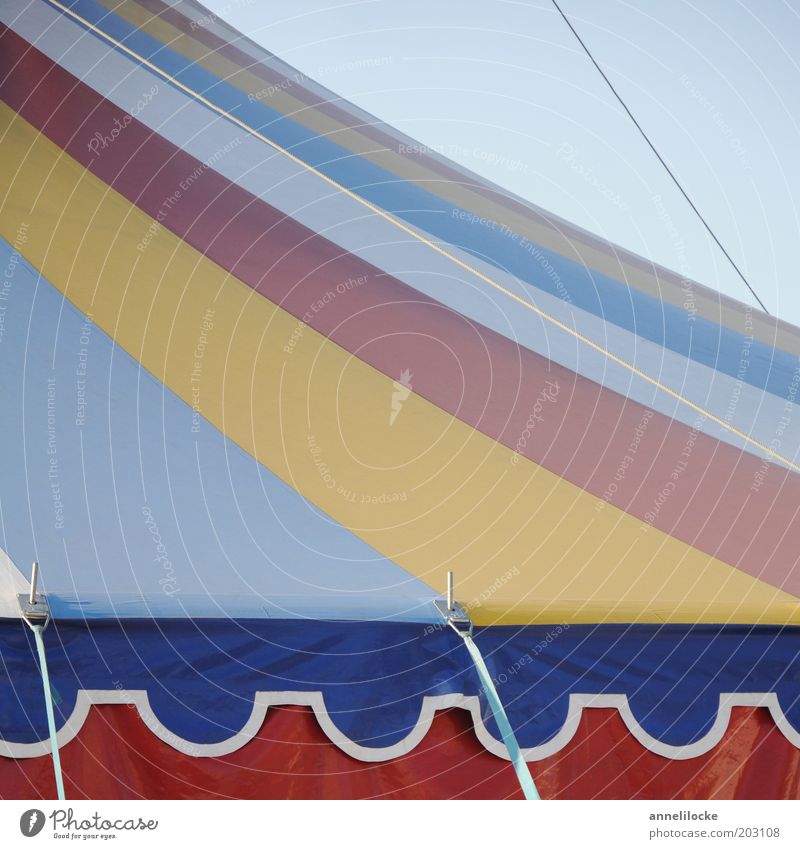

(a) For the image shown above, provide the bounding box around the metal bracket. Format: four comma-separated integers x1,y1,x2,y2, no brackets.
434,571,473,636
433,598,473,636
18,561,50,625
18,594,50,623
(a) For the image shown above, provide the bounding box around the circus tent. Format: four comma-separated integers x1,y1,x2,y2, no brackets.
1,0,799,799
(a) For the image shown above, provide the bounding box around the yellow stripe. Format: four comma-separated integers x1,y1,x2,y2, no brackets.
2,104,798,626
95,0,800,355
41,0,800,476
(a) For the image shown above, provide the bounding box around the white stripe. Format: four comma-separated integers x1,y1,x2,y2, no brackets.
0,687,796,762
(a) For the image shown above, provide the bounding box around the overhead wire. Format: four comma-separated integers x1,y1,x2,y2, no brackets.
550,0,770,314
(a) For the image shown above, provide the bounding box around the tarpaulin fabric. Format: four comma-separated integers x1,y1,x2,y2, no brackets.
3,30,800,608
1,0,800,799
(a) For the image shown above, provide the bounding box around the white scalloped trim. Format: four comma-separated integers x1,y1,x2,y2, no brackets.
1,690,797,762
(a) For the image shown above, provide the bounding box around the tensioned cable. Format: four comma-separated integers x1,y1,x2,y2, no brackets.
26,621,66,800
40,0,799,474
550,0,770,314
460,630,540,799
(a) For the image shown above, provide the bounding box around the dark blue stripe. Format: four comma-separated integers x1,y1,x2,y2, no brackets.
2,620,798,750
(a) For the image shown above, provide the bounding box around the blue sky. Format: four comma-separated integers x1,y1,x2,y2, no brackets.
203,0,800,327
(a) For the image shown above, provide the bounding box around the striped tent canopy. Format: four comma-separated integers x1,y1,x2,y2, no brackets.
1,0,799,799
